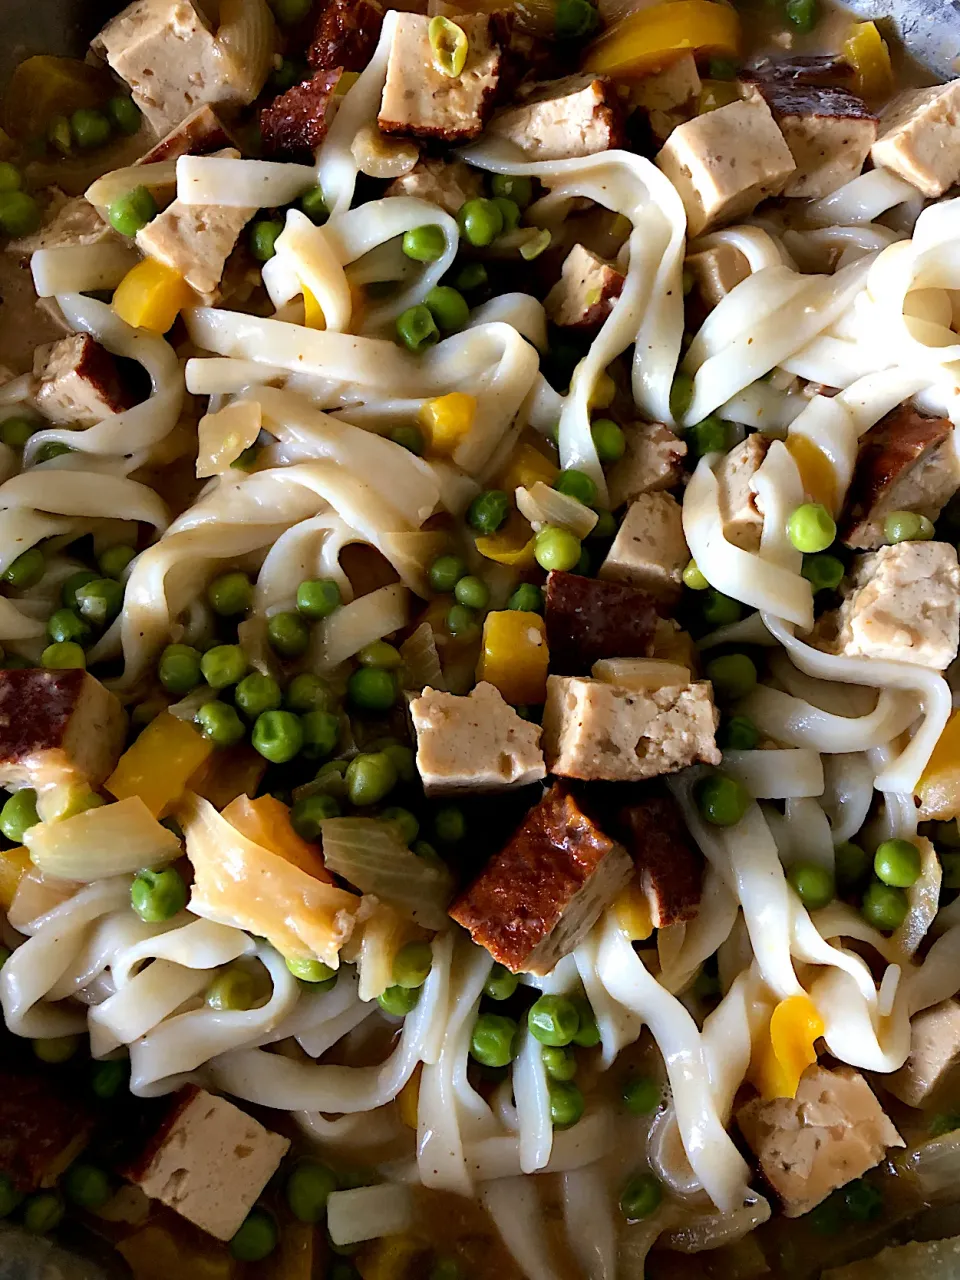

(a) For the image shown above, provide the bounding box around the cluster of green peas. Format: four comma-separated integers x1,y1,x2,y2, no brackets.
248,185,330,262
0,411,74,464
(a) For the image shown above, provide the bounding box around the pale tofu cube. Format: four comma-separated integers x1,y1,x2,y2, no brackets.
385,158,482,217
834,542,960,671
410,681,546,795
9,195,114,256
541,675,720,782
685,243,750,310
656,95,796,237
750,81,877,199
33,334,129,427
871,82,960,199
717,434,769,552
632,54,701,143
487,72,623,162
378,13,501,143
885,1000,960,1108
544,243,625,330
607,421,687,508
599,492,688,605
737,1066,904,1218
126,1087,289,1241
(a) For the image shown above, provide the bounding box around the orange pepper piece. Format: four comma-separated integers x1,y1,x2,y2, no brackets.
584,1,741,78
477,610,549,704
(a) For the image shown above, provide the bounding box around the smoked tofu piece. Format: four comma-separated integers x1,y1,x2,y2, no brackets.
260,69,342,159
0,668,126,790
487,73,624,162
0,1068,95,1192
138,103,233,164
747,81,877,199
685,243,750,311
309,0,384,72
871,82,960,199
34,333,131,427
10,195,113,255
544,244,626,330
736,1066,904,1218
410,681,546,795
599,492,688,605
607,421,687,508
834,542,960,671
656,95,796,238
717,434,770,552
544,570,657,676
611,785,703,927
125,1086,289,1241
632,54,701,144
378,13,502,143
448,781,633,974
385,158,482,216
542,674,720,782
839,406,960,550
884,1000,960,1108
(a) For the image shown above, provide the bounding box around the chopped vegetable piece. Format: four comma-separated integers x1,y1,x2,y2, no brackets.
421,392,477,455
584,2,740,79
112,258,194,333
753,995,825,1101
106,712,213,817
843,20,893,99
477,610,549,704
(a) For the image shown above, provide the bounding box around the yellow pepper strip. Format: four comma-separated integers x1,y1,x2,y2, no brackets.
106,712,213,817
356,1235,423,1280
753,994,825,1101
584,1,741,78
222,794,333,882
117,1225,235,1280
0,846,30,912
113,258,195,334
496,441,559,493
398,1063,422,1130
187,743,267,813
420,392,477,456
611,883,653,941
302,283,326,330
917,708,960,821
844,21,893,101
475,510,537,568
477,611,550,705
786,434,836,514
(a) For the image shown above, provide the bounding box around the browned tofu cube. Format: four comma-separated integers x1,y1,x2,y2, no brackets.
544,570,657,676
607,422,686,508
0,668,126,790
260,69,343,160
33,334,131,427
487,72,624,161
0,1067,95,1192
885,999,960,1108
448,782,633,974
545,244,625,331
611,784,703,927
309,0,384,72
138,103,234,164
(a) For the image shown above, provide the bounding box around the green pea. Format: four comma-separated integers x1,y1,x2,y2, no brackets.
301,709,339,760
670,372,694,421
589,509,618,540
383,743,415,783
297,578,342,620
378,983,420,1015
107,94,142,136
430,1258,463,1280
874,838,922,888
570,994,600,1047
348,667,397,712
61,570,97,609
787,861,835,910
534,526,582,572
619,1172,662,1221
682,559,709,591
884,509,932,543
346,752,398,806
445,603,477,637
33,441,73,462
491,173,533,209
843,1178,882,1223
32,1034,81,1064
249,218,284,263
207,570,253,617
402,224,447,263
591,418,625,464
0,162,20,193
75,578,123,628
390,424,425,455
266,611,310,658
720,714,759,750
234,672,281,721
941,851,960,890
786,0,819,31
299,186,328,225
470,1012,519,1067
23,1190,64,1234
467,489,510,535
286,1160,338,1223
230,1207,278,1262
554,469,598,507
0,415,37,448
0,1173,21,1218
291,793,340,840
380,806,419,845
41,642,85,670
71,107,112,150
4,546,44,590
484,962,520,1001
0,788,38,841
252,709,303,763
205,963,258,1012
47,607,89,646
195,699,246,747
393,940,433,989
549,1079,585,1129
231,445,260,472
555,0,599,38
542,1044,577,1081
63,1162,111,1210
286,954,336,984
622,1073,661,1116
433,805,466,844
688,415,735,459
695,771,750,827
158,643,201,695
706,653,757,701
90,1058,127,1100
802,553,844,593
861,881,908,932
425,285,469,333
357,640,402,669
131,867,187,923
528,994,579,1047
0,190,40,237
453,575,489,611
457,197,504,248
107,185,157,237
832,840,869,890
429,554,467,593
98,544,136,579
708,56,739,80
200,643,247,690
47,115,72,156
454,262,488,292
507,583,543,612
787,502,836,554
397,304,440,352
930,1112,960,1136
269,56,305,92
701,589,742,628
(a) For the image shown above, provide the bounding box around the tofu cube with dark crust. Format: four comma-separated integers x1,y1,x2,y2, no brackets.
448,781,633,974
309,0,384,72
125,1086,289,1241
745,55,856,88
884,999,960,1108
378,13,502,144
607,422,687,508
611,784,703,927
0,668,126,790
840,405,960,550
487,72,624,162
138,103,234,165
544,570,657,676
33,334,131,427
260,69,343,160
0,1068,96,1192
544,244,626,331
737,1066,903,1218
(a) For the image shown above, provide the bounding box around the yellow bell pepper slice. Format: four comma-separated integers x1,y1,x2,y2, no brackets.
356,1235,423,1280
754,994,824,1101
477,610,549,704
420,392,477,456
584,1,741,78
0,846,30,911
2,56,112,141
302,283,326,330
117,1225,235,1280
475,510,537,568
496,441,559,493
844,21,893,101
221,794,333,882
105,712,213,817
611,883,653,941
113,258,195,334
397,1063,422,1130
787,434,836,514
917,708,960,821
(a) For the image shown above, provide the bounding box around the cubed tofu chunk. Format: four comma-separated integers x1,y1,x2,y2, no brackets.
747,81,877,199
0,1068,95,1192
9,195,114,255
871,82,960,199
378,13,501,143
542,675,720,782
487,72,624,162
656,95,796,237
884,1000,960,1108
717,434,770,552
632,54,701,144
33,333,130,427
138,103,233,164
260,69,342,159
309,0,384,72
599,492,688,605
685,243,750,311
0,668,126,790
609,784,703,927
607,421,687,508
834,542,960,671
410,681,546,795
125,1086,289,1241
839,406,960,550
736,1066,904,1218
544,570,657,676
385,158,482,216
448,781,633,974
544,243,626,330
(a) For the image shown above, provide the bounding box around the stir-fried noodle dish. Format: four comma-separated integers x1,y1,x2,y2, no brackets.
7,0,960,1275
